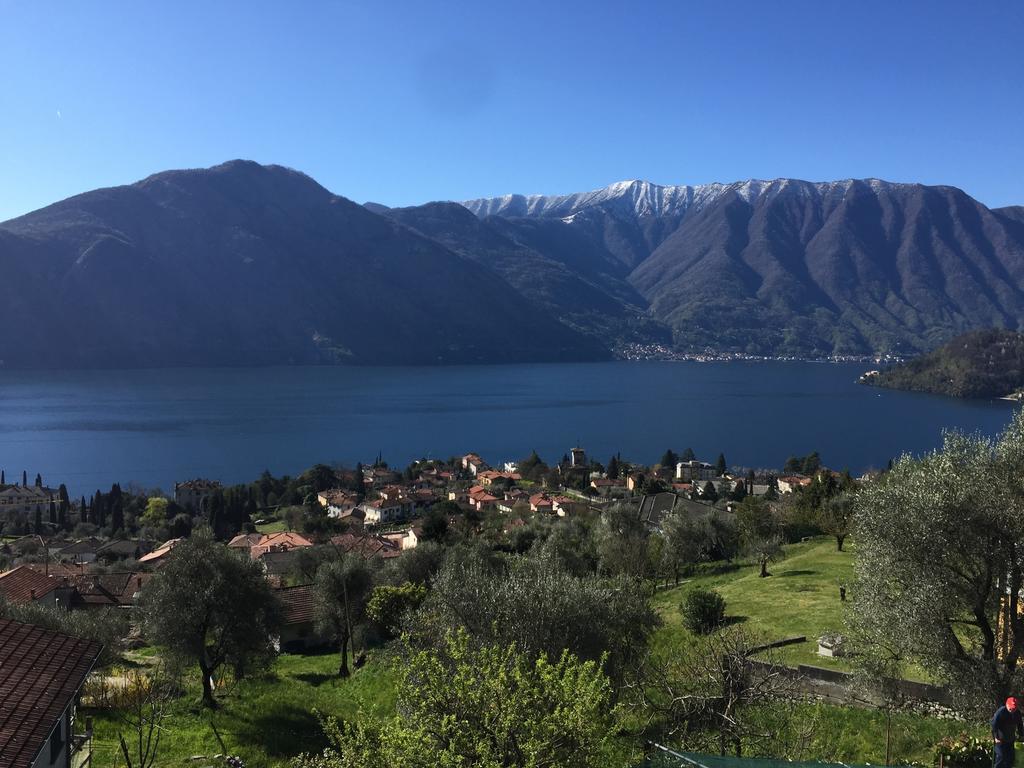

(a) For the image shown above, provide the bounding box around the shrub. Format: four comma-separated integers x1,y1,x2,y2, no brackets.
934,733,990,768
680,587,726,634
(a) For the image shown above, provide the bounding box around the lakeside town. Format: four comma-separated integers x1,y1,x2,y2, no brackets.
0,443,860,767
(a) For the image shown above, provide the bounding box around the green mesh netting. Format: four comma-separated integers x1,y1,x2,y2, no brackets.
643,746,914,768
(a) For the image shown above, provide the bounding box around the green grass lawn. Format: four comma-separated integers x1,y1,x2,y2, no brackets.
87,650,397,767
255,519,289,534
648,538,987,764
652,537,854,669
89,539,976,766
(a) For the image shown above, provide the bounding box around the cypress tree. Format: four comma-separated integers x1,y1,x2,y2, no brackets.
22,470,27,487
93,490,106,527
80,496,88,525
702,480,719,502
34,473,42,488
715,453,728,476
49,499,57,526
607,455,620,480
1,470,5,485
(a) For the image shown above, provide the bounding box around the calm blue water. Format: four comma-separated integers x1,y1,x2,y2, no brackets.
0,361,1017,496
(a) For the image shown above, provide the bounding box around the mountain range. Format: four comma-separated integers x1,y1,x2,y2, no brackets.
2,161,1024,368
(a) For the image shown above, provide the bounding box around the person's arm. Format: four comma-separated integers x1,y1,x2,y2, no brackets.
994,710,1004,743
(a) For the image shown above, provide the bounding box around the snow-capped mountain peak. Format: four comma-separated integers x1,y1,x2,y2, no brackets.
459,177,910,220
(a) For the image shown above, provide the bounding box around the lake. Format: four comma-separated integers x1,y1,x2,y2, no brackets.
0,361,1017,495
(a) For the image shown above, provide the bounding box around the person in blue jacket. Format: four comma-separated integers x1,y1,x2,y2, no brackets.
994,696,1024,768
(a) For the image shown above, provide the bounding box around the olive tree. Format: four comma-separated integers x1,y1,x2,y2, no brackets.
293,630,631,768
138,529,281,707
819,492,855,551
853,413,1024,714
411,549,659,688
313,555,374,677
736,497,782,577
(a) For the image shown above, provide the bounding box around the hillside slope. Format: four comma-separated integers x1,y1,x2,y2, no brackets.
865,328,1024,398
0,161,605,368
468,178,1024,356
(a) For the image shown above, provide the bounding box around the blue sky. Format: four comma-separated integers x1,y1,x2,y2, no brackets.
0,0,1021,220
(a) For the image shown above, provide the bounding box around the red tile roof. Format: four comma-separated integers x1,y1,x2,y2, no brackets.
274,584,315,626
329,533,401,560
227,533,262,549
0,617,102,768
138,538,182,564
69,572,149,607
0,567,59,604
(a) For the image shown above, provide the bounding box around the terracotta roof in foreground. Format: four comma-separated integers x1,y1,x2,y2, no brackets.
0,617,102,768
0,566,60,604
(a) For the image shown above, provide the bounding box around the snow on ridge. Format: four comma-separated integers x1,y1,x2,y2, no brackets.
461,177,912,219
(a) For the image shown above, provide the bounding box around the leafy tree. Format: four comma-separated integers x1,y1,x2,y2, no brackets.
314,556,374,677
607,454,621,480
138,529,281,707
701,481,719,503
366,582,427,639
707,510,740,561
660,449,678,469
141,497,169,529
681,447,696,462
518,450,548,482
294,630,630,768
660,511,710,585
305,464,337,493
595,503,651,579
736,497,781,577
784,451,821,475
819,492,855,551
729,480,747,502
383,541,446,587
414,550,658,688
853,414,1024,713
681,587,727,634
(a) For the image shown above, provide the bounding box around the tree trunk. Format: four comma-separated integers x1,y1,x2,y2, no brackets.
338,633,350,678
760,556,770,578
199,662,218,709
836,535,845,552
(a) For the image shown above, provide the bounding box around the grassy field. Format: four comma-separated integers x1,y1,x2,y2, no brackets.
86,538,978,766
255,519,289,534
87,651,397,767
652,537,855,669
649,537,985,764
